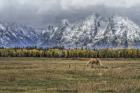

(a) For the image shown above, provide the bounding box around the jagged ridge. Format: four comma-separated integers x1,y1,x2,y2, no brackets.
0,15,140,49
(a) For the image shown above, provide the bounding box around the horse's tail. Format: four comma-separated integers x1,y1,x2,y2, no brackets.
97,58,103,66
86,61,90,66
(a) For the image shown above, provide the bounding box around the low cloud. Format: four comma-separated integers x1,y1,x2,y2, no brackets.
0,0,140,14
0,0,140,27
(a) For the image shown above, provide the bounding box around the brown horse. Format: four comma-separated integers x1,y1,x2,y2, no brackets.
87,58,102,68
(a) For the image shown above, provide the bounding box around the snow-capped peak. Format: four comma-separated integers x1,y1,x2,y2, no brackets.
0,14,140,49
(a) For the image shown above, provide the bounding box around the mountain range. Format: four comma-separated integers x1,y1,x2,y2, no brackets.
0,14,140,49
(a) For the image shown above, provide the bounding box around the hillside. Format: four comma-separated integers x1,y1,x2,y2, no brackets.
0,15,140,49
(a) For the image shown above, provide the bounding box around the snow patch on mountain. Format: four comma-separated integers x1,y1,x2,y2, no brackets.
0,14,140,49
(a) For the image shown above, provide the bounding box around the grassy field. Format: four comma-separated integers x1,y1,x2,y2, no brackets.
0,57,139,93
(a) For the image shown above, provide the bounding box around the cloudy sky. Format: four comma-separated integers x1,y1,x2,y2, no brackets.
0,0,140,28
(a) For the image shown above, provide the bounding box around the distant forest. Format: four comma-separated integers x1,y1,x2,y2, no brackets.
0,47,140,58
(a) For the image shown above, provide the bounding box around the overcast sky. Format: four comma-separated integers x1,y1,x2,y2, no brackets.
0,0,140,28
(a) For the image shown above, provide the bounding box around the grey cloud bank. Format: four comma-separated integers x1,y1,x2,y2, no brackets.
0,0,140,27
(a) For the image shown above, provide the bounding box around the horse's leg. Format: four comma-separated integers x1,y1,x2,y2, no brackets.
91,63,94,68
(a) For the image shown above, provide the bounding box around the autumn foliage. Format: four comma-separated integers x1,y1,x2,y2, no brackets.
0,48,140,58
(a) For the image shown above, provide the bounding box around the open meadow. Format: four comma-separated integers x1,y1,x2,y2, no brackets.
0,57,139,93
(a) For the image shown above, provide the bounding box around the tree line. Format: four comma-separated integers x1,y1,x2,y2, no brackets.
0,48,140,58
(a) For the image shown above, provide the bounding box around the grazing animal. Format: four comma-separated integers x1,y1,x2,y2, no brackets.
87,58,102,68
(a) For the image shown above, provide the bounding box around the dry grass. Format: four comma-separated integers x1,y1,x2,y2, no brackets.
0,57,139,93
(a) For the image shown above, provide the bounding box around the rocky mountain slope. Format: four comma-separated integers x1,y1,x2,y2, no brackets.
0,14,140,49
